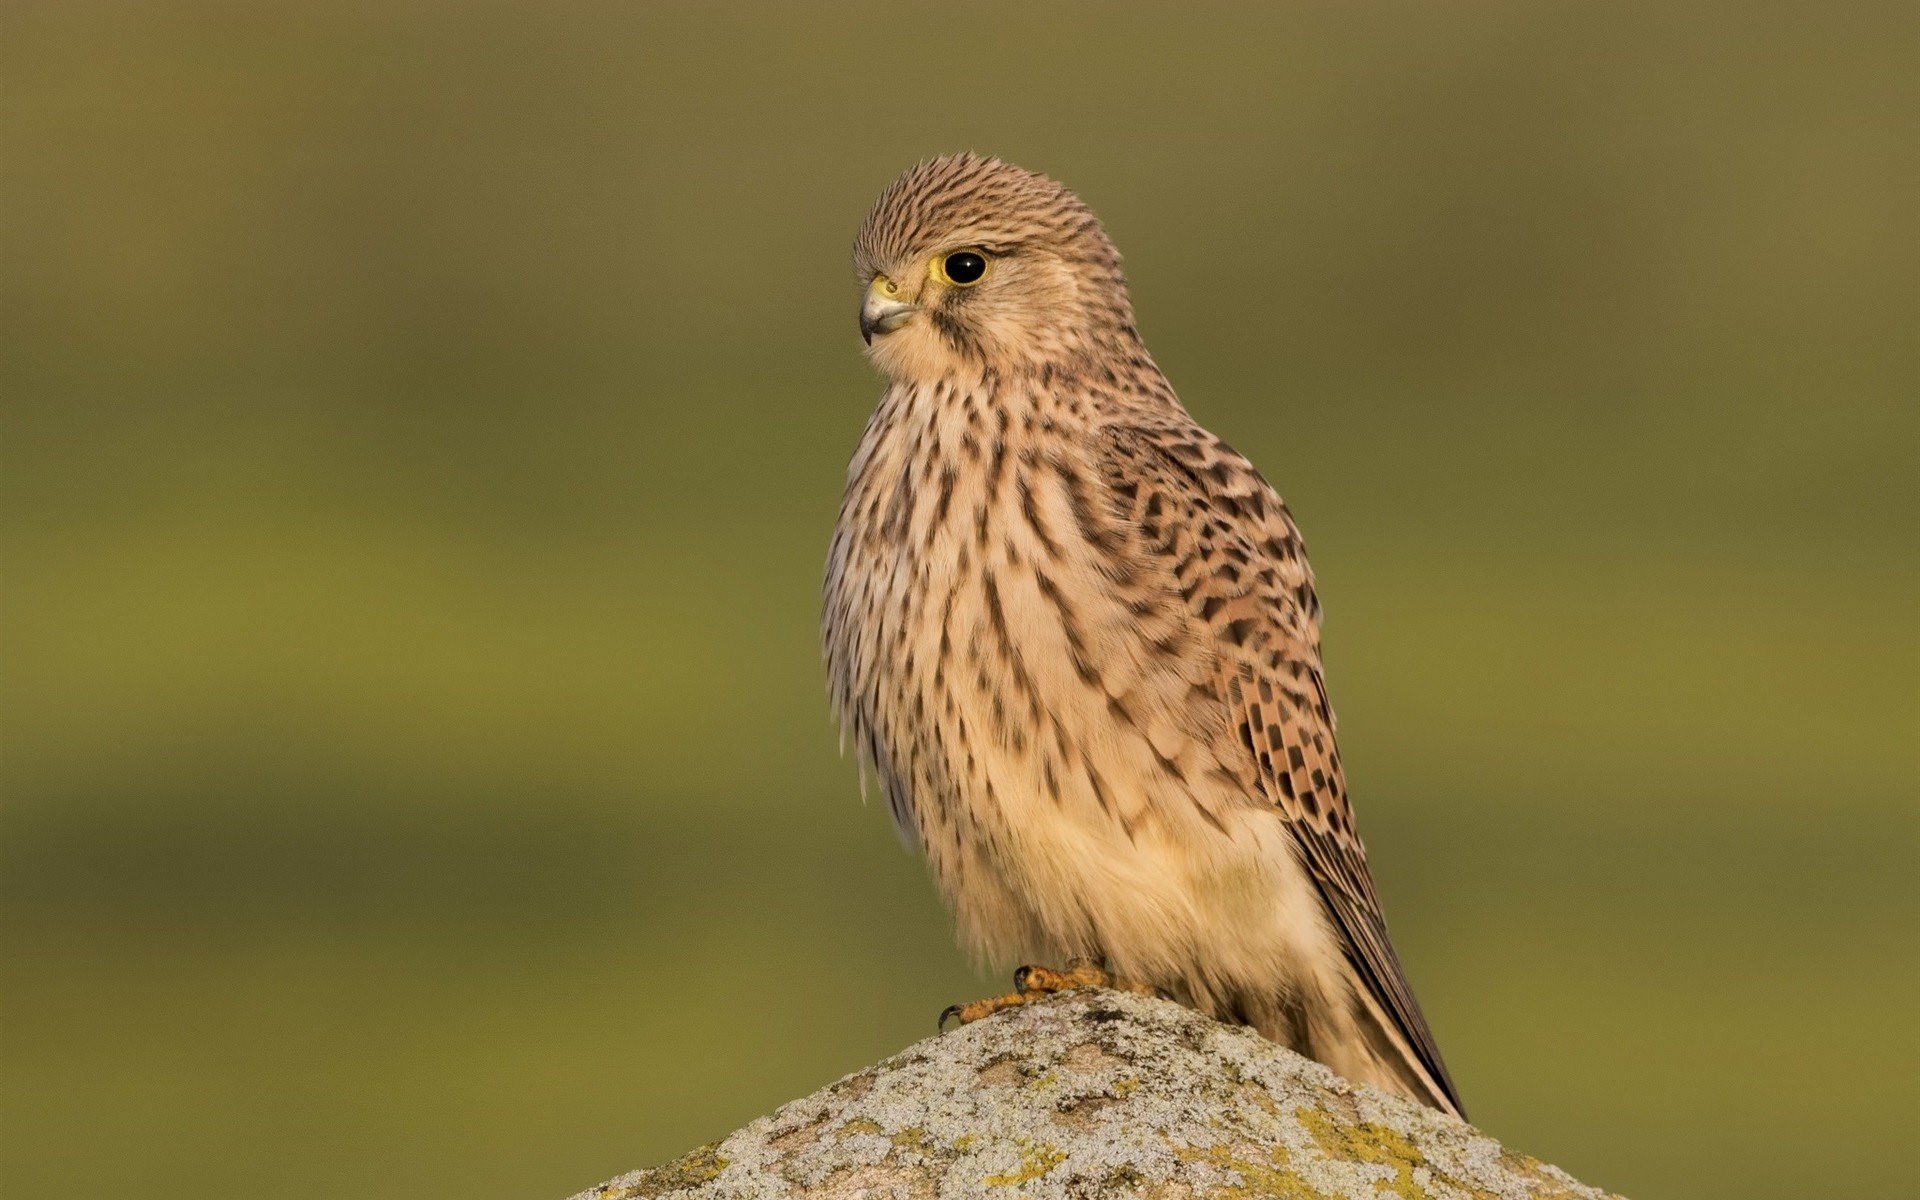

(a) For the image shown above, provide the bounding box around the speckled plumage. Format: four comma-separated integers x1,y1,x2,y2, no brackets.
822,154,1462,1115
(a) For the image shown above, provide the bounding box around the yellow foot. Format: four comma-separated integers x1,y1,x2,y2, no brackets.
937,958,1168,1030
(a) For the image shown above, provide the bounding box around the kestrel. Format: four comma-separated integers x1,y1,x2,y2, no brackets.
822,154,1464,1116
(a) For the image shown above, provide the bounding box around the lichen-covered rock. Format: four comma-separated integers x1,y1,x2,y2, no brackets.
570,990,1619,1200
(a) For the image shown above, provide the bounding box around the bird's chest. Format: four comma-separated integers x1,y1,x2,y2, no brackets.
835,397,1080,734
831,394,1083,798
827,390,1211,854
823,384,1272,970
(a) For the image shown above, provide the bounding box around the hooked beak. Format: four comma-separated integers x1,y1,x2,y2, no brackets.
860,275,918,344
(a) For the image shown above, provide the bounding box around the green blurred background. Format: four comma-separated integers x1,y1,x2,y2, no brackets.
3,3,1915,1197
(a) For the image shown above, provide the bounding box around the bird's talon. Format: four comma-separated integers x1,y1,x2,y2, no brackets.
938,959,1168,1032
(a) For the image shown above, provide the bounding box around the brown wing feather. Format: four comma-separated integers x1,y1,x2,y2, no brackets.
1097,419,1464,1114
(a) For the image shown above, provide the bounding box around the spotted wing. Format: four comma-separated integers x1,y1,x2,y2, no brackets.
1096,419,1464,1115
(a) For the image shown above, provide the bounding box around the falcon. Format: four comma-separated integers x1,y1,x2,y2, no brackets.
822,153,1464,1116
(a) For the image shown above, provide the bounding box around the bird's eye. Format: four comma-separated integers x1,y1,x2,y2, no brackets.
938,249,988,286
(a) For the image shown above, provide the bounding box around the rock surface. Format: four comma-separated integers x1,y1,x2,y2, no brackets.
570,989,1619,1199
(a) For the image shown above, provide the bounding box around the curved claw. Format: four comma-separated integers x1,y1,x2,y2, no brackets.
938,961,1160,1034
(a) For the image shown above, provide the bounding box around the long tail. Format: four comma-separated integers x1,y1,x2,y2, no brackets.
1343,981,1467,1118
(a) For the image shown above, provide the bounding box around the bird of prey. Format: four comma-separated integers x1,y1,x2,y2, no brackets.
822,153,1464,1116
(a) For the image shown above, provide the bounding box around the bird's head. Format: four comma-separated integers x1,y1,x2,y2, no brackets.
853,153,1139,381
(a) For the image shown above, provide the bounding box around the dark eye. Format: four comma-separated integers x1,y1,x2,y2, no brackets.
939,249,988,286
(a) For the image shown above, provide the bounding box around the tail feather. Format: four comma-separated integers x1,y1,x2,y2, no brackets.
1345,981,1466,1118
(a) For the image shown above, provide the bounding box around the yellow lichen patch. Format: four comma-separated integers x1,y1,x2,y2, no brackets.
982,1139,1067,1186
890,1126,930,1153
952,1133,980,1153
1167,1141,1334,1200
836,1117,884,1138
1295,1108,1502,1200
1296,1108,1431,1199
625,1143,729,1196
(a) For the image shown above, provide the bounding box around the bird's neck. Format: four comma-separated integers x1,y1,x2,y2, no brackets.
851,359,1185,511
878,336,1180,423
